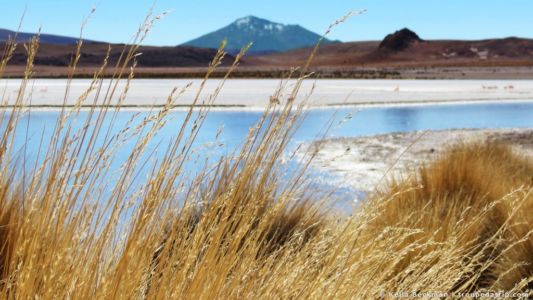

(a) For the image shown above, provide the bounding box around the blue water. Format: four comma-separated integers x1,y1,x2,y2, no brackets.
12,101,533,158
155,101,533,148
4,101,533,212
306,101,533,137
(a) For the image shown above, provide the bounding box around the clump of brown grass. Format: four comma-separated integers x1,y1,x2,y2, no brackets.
0,9,531,299
366,142,533,292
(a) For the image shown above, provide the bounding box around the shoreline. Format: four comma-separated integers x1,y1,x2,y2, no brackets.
1,98,531,112
306,128,533,194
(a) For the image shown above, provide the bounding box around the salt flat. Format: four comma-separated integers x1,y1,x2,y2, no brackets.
306,128,533,195
1,79,532,107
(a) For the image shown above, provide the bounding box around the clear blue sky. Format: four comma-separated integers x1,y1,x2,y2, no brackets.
2,0,532,46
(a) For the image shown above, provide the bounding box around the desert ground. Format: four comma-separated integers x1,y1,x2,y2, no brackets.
3,65,533,79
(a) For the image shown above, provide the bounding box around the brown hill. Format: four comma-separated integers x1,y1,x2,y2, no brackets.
247,29,533,68
2,42,236,68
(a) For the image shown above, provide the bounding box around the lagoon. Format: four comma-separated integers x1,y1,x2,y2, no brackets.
11,101,533,159
5,101,532,197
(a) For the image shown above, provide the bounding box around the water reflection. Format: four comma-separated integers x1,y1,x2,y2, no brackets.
382,107,419,132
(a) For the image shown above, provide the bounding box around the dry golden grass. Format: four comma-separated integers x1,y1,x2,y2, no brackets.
365,143,533,294
0,12,531,299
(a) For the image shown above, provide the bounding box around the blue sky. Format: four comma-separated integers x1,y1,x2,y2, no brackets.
2,0,532,46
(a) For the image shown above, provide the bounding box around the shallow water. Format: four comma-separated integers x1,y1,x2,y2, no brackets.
5,101,533,212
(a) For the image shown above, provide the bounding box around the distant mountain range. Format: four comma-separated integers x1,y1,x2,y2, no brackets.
0,28,97,45
1,23,532,77
182,16,332,54
0,28,234,68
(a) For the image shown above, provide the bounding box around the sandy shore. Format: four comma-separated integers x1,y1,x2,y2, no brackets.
307,128,533,193
1,79,532,108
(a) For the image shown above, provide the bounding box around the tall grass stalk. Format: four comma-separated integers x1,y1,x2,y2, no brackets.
0,11,531,299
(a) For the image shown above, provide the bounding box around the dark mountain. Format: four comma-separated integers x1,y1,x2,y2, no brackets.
0,28,98,45
182,16,331,54
378,28,422,51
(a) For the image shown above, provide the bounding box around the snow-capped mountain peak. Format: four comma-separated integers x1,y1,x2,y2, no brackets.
182,16,332,54
232,16,285,32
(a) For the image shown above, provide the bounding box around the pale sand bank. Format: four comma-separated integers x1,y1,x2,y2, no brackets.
1,79,532,107
307,129,533,193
